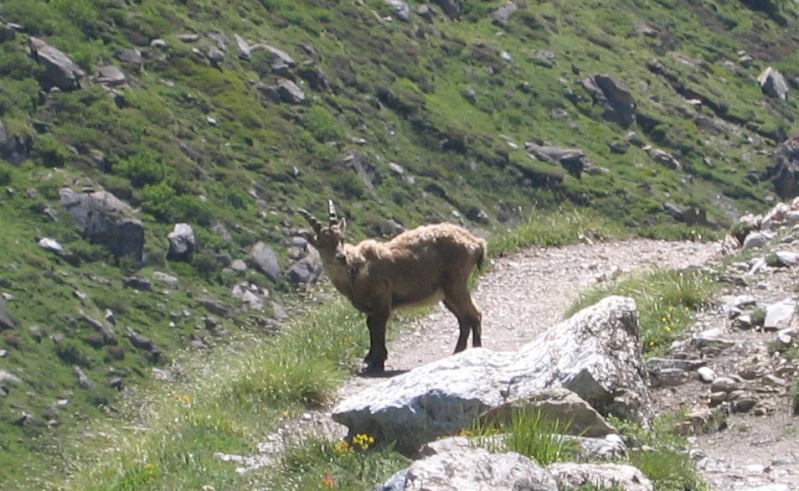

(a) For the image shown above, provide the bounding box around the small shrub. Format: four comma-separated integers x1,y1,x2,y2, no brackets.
54,339,93,367
30,133,71,167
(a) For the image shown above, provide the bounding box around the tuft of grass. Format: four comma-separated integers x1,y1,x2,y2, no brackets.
469,408,581,466
610,414,707,491
566,268,715,357
271,433,409,491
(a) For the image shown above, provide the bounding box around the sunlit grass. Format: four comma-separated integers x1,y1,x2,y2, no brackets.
469,408,581,466
566,268,716,357
611,414,708,491
489,208,627,258
43,297,368,491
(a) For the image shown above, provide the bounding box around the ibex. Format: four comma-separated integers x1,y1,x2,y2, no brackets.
299,201,487,373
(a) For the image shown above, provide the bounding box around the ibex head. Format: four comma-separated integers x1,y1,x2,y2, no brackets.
298,200,348,262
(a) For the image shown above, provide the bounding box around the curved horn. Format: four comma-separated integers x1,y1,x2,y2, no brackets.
298,208,322,234
328,199,339,225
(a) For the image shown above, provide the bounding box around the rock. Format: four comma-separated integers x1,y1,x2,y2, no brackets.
375,442,557,491
525,143,589,178
277,79,306,104
333,296,651,455
491,2,519,26
758,66,789,101
29,37,86,91
251,242,282,282
38,237,63,253
79,309,117,345
60,188,145,260
233,34,251,59
385,0,411,21
0,120,32,165
115,49,142,67
230,259,247,274
647,148,681,170
743,231,773,251
764,298,795,331
252,44,296,74
697,366,716,383
580,74,636,126
285,247,323,285
152,271,180,289
125,326,161,361
764,137,799,200
124,277,152,292
206,47,225,64
96,65,127,86
0,297,16,331
710,377,738,393
73,365,92,389
167,223,195,261
480,388,617,438
433,0,460,19
547,463,653,491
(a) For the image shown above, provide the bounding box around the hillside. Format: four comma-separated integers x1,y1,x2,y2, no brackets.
0,0,798,484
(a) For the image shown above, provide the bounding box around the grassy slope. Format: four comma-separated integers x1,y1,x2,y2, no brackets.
0,0,797,485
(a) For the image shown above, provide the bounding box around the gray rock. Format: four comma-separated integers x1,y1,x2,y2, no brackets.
333,296,652,455
491,2,519,26
38,237,63,253
758,66,789,101
547,463,653,491
375,442,557,491
207,47,225,64
277,79,305,104
0,120,32,164
251,242,282,282
710,377,738,393
79,309,117,345
285,247,323,285
152,271,180,289
233,34,251,59
252,44,296,74
60,188,145,260
167,223,195,261
480,388,617,438
96,65,127,86
697,366,716,383
73,365,92,389
115,49,142,66
29,37,86,91
764,298,795,331
581,74,636,126
385,0,411,21
433,0,460,19
743,231,773,251
230,259,247,274
124,277,152,292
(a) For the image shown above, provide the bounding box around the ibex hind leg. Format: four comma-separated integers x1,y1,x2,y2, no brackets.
443,288,481,353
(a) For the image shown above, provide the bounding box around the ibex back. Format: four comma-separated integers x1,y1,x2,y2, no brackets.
299,201,487,373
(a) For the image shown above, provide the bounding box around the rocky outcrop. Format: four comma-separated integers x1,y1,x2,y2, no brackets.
581,74,636,127
333,296,651,455
29,37,85,91
763,137,799,200
0,120,32,165
59,188,145,260
758,66,789,101
167,223,195,261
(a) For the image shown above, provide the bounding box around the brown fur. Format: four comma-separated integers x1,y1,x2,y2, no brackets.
299,203,487,373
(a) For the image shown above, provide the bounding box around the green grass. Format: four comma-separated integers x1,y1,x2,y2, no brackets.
566,268,716,356
611,415,708,491
469,408,582,466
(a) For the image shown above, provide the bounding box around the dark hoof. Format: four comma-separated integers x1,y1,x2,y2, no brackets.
363,361,385,374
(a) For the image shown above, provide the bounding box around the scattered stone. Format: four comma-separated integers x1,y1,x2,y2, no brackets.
167,223,195,262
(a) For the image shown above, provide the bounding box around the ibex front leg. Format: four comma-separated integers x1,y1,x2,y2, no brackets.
364,308,390,373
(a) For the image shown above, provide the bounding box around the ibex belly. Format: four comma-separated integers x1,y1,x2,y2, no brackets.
392,289,445,311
